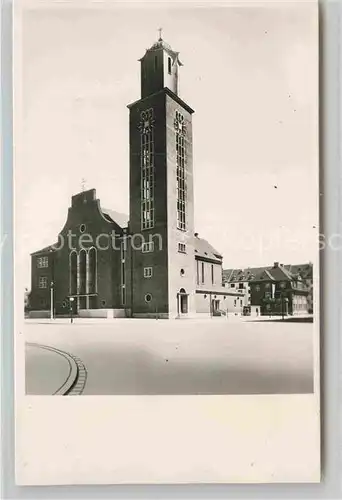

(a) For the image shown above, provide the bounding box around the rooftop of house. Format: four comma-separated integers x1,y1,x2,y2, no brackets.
223,262,313,283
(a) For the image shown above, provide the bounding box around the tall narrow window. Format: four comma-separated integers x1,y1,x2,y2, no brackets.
174,111,186,230
78,249,87,310
211,264,214,285
201,262,205,284
69,251,77,295
139,108,155,230
168,56,172,74
154,55,158,70
79,249,86,295
120,240,126,306
88,248,97,294
196,260,199,285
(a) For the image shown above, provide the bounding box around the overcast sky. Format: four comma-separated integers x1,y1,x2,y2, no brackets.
17,1,318,286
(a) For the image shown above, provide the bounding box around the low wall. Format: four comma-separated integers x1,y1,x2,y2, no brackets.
133,312,169,319
28,310,50,318
78,309,127,318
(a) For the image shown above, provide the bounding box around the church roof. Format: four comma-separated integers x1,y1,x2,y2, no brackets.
150,38,173,52
31,244,58,256
140,36,183,66
99,210,222,263
127,87,194,115
101,208,129,229
194,234,222,262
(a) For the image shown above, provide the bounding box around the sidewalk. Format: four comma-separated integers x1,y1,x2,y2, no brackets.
24,313,313,326
25,313,245,323
243,314,314,322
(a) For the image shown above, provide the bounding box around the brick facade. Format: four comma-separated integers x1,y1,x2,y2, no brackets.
28,35,228,319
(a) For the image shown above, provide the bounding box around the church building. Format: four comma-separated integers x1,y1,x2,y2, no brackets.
29,34,241,318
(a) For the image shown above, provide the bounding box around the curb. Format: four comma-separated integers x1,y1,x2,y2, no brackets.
26,343,87,395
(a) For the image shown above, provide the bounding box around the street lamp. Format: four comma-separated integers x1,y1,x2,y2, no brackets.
279,281,286,320
50,281,54,320
69,297,75,324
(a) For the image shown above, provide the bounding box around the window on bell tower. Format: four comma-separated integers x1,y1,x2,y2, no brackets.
139,108,155,230
168,57,172,74
174,110,187,231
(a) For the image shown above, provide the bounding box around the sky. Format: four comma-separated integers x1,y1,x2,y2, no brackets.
17,1,319,287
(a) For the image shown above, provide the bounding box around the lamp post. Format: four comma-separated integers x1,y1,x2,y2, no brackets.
69,296,75,324
50,281,54,320
280,281,286,320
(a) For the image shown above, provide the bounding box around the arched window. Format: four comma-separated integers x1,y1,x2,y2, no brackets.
79,249,87,295
88,247,97,294
69,251,77,295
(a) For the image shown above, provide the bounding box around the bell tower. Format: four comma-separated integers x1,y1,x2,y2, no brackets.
128,33,196,318
140,29,183,98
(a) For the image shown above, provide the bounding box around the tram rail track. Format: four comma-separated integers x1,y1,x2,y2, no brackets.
26,342,87,395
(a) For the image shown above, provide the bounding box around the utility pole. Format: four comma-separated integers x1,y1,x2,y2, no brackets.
50,281,54,320
70,297,75,324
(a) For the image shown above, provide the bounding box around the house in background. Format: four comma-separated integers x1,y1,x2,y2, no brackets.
223,267,262,313
284,263,314,314
248,262,310,316
223,262,313,316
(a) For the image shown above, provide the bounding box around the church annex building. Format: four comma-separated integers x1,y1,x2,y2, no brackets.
29,35,247,319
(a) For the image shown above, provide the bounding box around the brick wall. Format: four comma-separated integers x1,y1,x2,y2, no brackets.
166,94,196,317
128,92,169,315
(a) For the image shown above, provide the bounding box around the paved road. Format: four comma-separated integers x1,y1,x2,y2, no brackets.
24,318,314,395
26,343,71,395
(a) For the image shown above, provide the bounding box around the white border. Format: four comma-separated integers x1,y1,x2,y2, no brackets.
13,0,321,486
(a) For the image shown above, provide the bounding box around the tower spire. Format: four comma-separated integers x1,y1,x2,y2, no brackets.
158,27,163,41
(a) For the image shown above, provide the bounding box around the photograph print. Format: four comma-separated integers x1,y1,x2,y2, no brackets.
17,1,319,398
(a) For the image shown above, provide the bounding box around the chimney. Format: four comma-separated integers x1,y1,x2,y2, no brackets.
274,262,279,268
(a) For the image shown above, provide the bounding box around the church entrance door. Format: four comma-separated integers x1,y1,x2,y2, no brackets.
178,288,188,316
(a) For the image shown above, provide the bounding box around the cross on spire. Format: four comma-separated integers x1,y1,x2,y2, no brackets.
158,27,163,41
